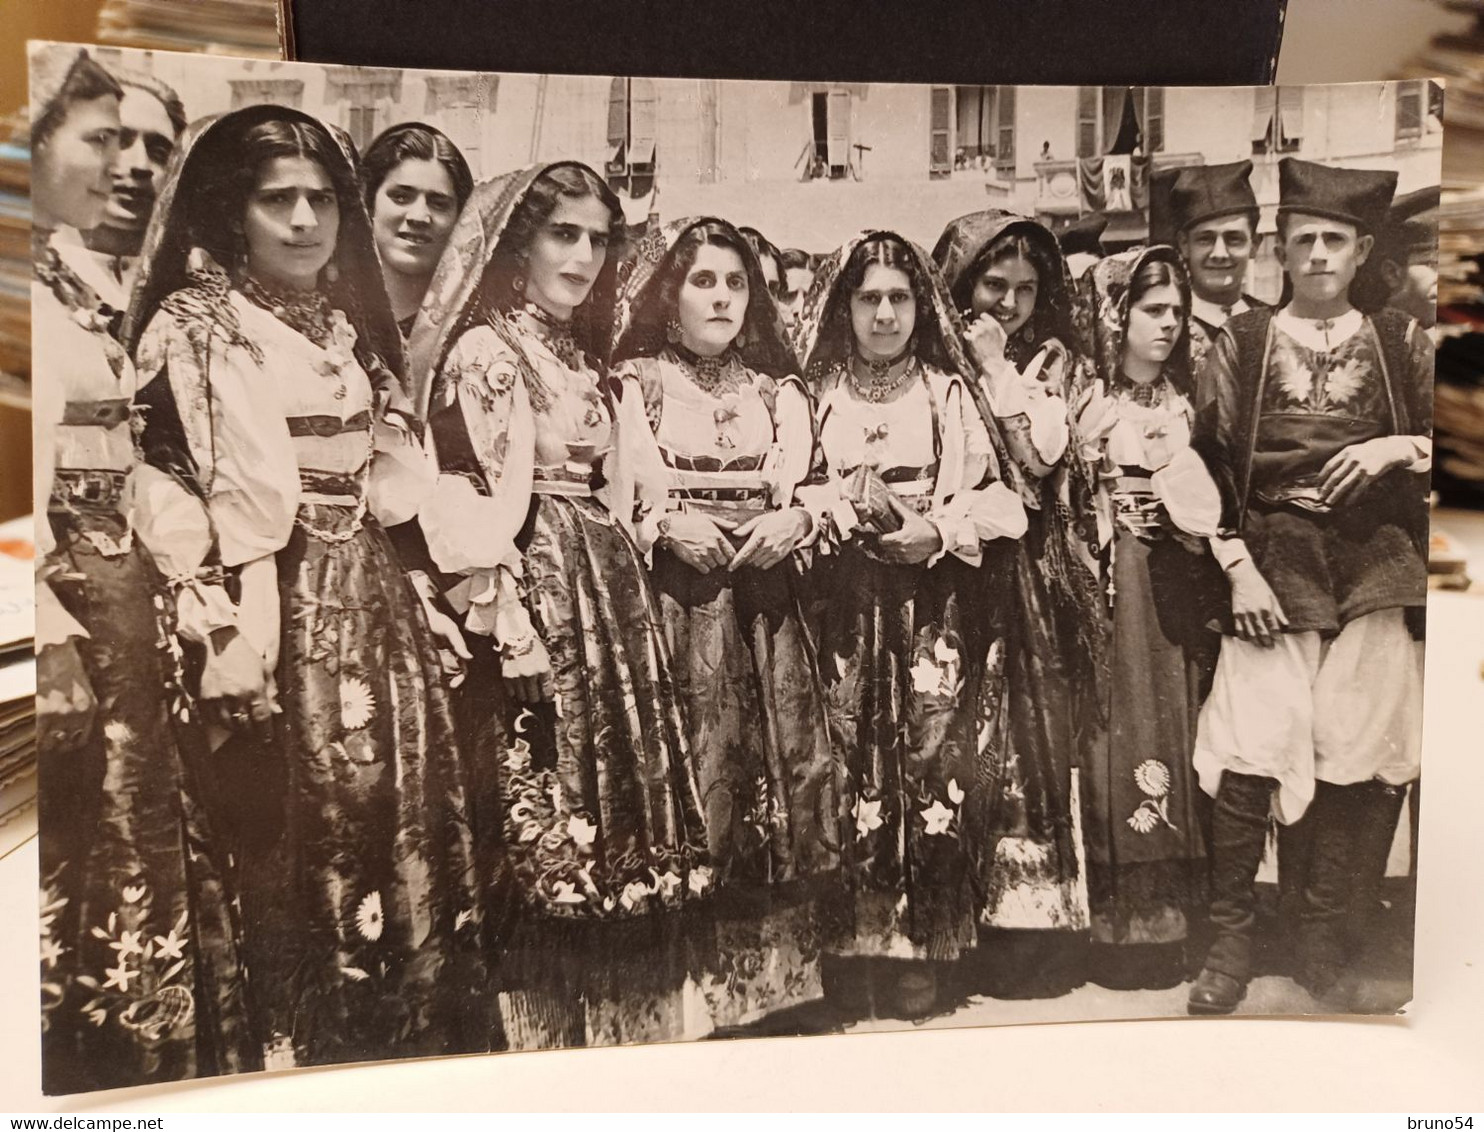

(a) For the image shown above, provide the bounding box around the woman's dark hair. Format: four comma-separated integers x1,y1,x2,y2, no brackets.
612,217,798,377
480,163,626,355
780,247,811,273
652,220,748,320
360,122,474,214
808,233,956,376
200,117,389,371
32,53,123,152
1125,256,1183,315
1123,252,1192,393
839,234,934,332
196,118,360,278
952,230,1061,319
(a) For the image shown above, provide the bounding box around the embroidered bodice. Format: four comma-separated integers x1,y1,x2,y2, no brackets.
32,260,137,486
1105,381,1196,474
233,292,376,491
1098,379,1216,540
1253,316,1389,503
817,367,940,490
652,350,775,471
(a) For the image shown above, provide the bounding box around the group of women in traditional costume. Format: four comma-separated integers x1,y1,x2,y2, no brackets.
35,58,1257,1090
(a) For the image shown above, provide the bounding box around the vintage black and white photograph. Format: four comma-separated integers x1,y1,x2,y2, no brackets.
29,41,1440,1096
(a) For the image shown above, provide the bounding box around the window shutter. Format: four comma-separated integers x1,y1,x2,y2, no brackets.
1144,86,1165,153
1396,80,1424,140
996,85,1016,174
607,77,628,149
930,86,952,174
1277,86,1303,149
629,77,658,166
1076,86,1098,158
827,89,851,171
1101,86,1126,155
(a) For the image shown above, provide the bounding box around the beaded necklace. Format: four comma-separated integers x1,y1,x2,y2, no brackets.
241,274,334,347
669,343,748,398
506,302,585,371
847,352,917,403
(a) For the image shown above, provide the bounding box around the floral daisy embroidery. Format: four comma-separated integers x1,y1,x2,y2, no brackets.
339,676,376,731
354,890,384,941
1127,759,1179,834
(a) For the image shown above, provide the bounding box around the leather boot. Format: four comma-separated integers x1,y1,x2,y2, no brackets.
1189,771,1275,1016
1294,781,1359,998
1297,779,1410,1003
1343,780,1409,950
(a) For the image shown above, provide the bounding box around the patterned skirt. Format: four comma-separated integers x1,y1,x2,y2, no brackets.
802,544,985,963
651,546,840,1027
458,494,712,1050
225,503,495,1069
40,507,257,1094
975,512,1090,935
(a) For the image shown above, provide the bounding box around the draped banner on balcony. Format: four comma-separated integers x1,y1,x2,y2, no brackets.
1078,154,1150,213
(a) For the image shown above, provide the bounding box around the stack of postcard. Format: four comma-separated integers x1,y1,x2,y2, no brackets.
96,0,281,56
0,112,29,400
0,514,35,857
1399,1,1484,499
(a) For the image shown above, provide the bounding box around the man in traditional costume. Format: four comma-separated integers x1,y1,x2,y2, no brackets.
1186,157,1432,1015
1152,160,1269,370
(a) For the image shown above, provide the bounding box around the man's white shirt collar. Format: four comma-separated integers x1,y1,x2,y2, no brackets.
1191,293,1250,330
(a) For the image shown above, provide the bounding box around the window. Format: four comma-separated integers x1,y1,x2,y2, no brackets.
954,86,994,160
1278,87,1304,151
1396,79,1424,141
948,86,1015,175
346,105,381,151
1253,86,1303,154
425,75,495,168
606,77,657,193
322,68,402,154
1075,87,1162,158
808,89,853,179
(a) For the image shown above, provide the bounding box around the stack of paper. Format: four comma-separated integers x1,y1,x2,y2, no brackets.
0,515,35,857
96,0,282,57
0,112,30,406
1401,2,1484,501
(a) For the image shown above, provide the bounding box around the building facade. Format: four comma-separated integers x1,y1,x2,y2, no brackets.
104,51,1443,293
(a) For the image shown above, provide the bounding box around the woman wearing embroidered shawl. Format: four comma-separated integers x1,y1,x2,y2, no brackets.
1072,247,1225,987
33,47,258,1095
933,210,1104,994
607,216,838,1028
790,231,1026,1018
405,164,710,1050
121,105,495,1069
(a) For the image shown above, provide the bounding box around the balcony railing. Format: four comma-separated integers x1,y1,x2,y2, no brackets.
1032,152,1204,216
